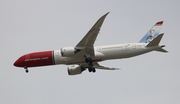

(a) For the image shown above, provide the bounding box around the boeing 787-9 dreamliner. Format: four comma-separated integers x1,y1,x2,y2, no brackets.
14,12,167,75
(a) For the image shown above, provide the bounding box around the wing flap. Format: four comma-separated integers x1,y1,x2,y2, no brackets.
80,62,120,70
93,63,120,70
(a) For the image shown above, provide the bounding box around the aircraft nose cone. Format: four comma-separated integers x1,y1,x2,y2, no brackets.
13,60,20,67
14,55,25,67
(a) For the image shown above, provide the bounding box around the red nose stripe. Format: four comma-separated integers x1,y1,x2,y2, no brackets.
14,51,54,67
25,51,54,67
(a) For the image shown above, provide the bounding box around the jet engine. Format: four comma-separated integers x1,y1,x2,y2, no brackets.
67,65,85,75
61,47,76,57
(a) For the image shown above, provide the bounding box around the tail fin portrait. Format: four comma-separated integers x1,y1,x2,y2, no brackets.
139,21,163,43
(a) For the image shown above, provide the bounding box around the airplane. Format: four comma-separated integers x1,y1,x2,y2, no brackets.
13,12,167,75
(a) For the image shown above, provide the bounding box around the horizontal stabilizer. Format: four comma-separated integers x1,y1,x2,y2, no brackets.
155,48,168,53
146,33,164,47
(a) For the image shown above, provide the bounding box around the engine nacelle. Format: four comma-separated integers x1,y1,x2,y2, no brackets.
67,65,83,75
61,47,76,57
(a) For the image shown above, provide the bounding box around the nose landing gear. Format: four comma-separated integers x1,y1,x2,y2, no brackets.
24,66,29,73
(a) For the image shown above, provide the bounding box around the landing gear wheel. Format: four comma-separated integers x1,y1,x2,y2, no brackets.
88,68,92,72
25,69,29,73
88,67,96,73
92,68,96,73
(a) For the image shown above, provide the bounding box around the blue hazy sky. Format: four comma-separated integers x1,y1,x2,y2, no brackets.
1,0,180,104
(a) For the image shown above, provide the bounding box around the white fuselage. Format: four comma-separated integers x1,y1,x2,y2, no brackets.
53,43,162,65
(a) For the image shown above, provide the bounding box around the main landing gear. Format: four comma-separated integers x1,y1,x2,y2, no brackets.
84,55,96,73
88,67,96,73
24,66,29,73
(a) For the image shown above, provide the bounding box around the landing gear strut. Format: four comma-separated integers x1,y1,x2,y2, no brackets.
84,55,96,73
24,66,29,73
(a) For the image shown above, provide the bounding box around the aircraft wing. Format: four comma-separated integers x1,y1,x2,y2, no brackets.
75,12,109,56
93,63,120,70
80,62,119,70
